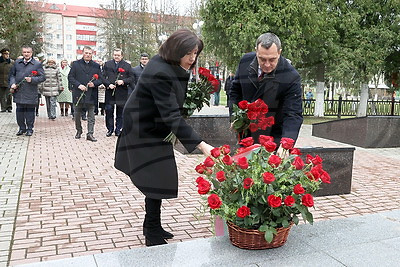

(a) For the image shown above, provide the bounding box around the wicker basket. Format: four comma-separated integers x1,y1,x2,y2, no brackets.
226,221,293,250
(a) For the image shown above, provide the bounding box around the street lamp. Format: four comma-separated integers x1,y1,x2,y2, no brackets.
192,19,204,81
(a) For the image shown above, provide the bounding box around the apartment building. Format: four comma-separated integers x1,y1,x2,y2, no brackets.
33,2,107,61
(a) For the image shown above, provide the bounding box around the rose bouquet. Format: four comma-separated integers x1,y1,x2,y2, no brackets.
164,67,219,143
231,99,275,139
10,70,39,94
76,74,99,105
195,136,331,243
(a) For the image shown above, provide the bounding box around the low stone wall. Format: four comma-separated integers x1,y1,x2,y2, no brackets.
312,116,400,148
299,147,355,197
174,115,238,154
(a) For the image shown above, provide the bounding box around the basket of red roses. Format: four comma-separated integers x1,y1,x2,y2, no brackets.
194,99,331,250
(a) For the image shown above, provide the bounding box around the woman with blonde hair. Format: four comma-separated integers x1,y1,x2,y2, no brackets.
40,58,61,120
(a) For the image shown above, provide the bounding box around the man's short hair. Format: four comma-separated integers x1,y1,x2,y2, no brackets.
0,48,10,53
114,48,123,55
256,33,281,50
140,53,149,58
83,46,93,51
21,45,33,52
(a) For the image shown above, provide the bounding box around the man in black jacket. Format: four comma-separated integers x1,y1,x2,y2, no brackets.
131,52,149,91
103,48,134,136
230,32,303,148
68,46,103,142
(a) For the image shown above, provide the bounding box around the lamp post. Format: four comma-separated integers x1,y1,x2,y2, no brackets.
192,19,204,81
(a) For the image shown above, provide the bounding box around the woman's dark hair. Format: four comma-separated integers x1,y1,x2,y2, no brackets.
159,29,203,69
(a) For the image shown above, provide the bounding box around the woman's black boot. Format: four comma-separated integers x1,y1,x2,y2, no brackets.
144,198,167,247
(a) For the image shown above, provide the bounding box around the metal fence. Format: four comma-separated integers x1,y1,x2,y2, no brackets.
303,97,400,117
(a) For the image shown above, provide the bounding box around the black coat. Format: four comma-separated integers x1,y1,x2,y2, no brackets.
230,52,303,145
103,59,134,106
114,55,202,199
132,64,144,87
68,59,103,105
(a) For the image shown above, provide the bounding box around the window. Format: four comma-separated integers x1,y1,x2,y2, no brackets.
67,54,72,59
67,44,72,50
76,34,96,41
47,53,53,58
56,34,61,40
46,23,52,29
66,34,72,40
46,33,53,40
57,24,62,30
57,44,63,49
57,54,63,60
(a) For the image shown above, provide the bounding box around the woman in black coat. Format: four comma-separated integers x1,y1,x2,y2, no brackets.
114,29,213,246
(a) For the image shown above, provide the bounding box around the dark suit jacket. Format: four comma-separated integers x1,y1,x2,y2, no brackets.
114,55,202,199
68,59,103,105
103,59,134,106
132,64,144,87
230,52,303,144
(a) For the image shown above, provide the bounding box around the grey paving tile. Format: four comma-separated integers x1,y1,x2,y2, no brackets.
15,255,97,267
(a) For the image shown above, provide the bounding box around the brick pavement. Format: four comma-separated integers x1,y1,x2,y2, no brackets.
1,107,400,266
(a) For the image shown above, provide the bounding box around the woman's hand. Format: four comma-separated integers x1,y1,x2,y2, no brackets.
197,141,214,157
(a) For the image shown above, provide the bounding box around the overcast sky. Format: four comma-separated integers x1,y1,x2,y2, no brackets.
41,0,193,15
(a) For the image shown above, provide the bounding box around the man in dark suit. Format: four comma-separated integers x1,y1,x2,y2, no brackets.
68,46,103,142
131,52,149,93
102,48,134,137
230,32,303,150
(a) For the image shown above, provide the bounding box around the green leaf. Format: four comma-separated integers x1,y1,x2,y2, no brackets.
264,229,274,243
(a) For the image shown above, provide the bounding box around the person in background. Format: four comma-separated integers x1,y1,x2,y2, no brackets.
57,59,72,116
40,58,62,120
229,32,303,149
131,52,149,93
9,46,46,136
0,48,14,113
224,71,234,108
114,29,213,247
305,89,314,108
68,46,103,142
96,59,105,115
213,74,221,106
103,48,134,137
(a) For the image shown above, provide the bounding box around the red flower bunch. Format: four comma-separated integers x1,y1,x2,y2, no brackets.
195,136,330,243
182,67,219,117
76,74,99,105
12,71,39,94
232,99,275,138
113,68,125,96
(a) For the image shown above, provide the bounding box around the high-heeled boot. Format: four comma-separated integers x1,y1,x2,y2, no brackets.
143,198,167,246
65,108,69,117
60,107,65,116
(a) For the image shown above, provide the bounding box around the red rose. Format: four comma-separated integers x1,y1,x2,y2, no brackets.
118,67,125,73
259,135,274,145
236,206,251,218
222,155,233,165
197,180,211,194
216,171,226,182
289,148,302,155
239,137,254,147
302,194,314,207
203,156,215,167
195,164,206,174
205,168,213,175
196,176,206,184
320,170,331,184
268,155,281,168
247,111,258,120
238,100,248,110
280,138,295,150
267,195,282,208
237,157,249,169
211,147,221,158
263,141,277,152
310,165,322,180
208,194,222,209
93,74,99,79
31,70,38,76
306,154,323,165
265,116,275,127
262,172,275,184
293,184,305,195
248,123,259,132
243,178,254,189
284,195,295,206
220,145,230,155
292,157,305,170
